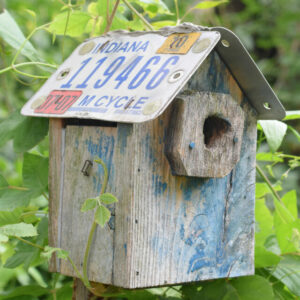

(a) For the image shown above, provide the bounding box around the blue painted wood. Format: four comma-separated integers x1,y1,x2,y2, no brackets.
53,51,257,288
59,125,117,284
112,50,257,288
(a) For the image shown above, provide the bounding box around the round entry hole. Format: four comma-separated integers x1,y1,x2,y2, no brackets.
203,116,231,148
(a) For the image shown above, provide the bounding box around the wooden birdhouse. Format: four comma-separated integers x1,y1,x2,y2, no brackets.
22,24,285,289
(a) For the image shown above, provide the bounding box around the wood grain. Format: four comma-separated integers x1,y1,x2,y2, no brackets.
72,278,90,300
111,51,257,288
165,91,244,177
48,118,64,272
50,50,257,289
59,125,117,284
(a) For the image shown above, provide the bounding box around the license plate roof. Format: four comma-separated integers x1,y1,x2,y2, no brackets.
22,30,220,123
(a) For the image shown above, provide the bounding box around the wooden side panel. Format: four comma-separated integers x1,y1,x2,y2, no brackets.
124,51,257,288
48,119,64,272
112,124,135,287
59,126,117,284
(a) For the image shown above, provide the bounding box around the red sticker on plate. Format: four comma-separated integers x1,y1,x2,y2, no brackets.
34,90,82,114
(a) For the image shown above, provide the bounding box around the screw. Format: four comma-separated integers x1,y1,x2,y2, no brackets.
189,142,195,149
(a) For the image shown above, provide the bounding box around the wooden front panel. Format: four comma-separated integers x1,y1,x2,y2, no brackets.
59,125,117,284
112,51,257,288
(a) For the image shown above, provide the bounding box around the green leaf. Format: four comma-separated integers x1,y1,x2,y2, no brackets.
4,240,39,269
13,117,49,153
22,153,49,197
273,281,295,300
0,223,37,237
255,183,281,199
0,285,49,298
41,245,69,260
36,217,48,246
49,11,92,37
272,254,300,296
283,110,300,120
0,207,23,226
0,10,40,61
256,152,283,162
0,111,25,148
151,20,177,30
255,245,281,268
135,0,170,17
0,175,8,188
288,125,300,142
81,198,97,212
0,233,8,243
100,193,118,204
196,279,239,300
259,120,287,152
231,275,274,300
194,0,228,10
95,205,111,228
0,189,32,211
274,219,300,253
282,190,297,219
255,198,274,247
264,234,281,255
55,282,73,300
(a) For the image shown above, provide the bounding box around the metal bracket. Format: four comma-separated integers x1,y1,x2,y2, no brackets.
210,27,285,120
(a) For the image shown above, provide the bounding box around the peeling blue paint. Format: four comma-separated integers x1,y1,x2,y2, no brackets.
117,124,132,155
180,224,185,240
152,175,167,196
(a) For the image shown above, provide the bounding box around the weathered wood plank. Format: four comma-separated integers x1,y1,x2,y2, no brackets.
165,91,244,177
112,124,135,287
125,94,256,288
51,50,257,288
59,125,117,284
72,278,90,300
49,118,64,272
111,51,257,288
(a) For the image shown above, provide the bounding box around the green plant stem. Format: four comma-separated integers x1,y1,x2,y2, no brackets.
122,0,154,31
43,191,49,201
104,0,120,33
179,6,194,23
14,236,44,250
67,257,87,286
82,158,109,288
256,164,282,204
15,235,89,292
0,62,57,76
8,23,54,79
174,0,180,24
61,6,71,60
278,154,300,159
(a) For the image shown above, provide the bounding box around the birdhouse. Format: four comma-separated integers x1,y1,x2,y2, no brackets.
22,24,285,289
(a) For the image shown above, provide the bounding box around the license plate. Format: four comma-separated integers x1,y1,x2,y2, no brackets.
22,30,220,123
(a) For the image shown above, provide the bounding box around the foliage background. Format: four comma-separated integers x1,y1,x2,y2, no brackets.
0,0,299,299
